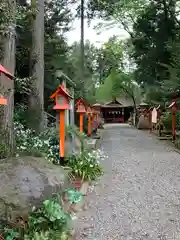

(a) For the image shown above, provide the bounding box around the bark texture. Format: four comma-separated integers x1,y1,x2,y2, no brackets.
28,0,44,132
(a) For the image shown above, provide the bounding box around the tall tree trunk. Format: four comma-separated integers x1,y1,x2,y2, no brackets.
80,0,85,95
0,0,16,153
28,0,44,132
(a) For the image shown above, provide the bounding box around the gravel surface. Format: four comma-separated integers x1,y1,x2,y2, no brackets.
75,124,180,240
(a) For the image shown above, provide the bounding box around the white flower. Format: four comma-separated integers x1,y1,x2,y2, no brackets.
20,146,26,150
90,164,93,168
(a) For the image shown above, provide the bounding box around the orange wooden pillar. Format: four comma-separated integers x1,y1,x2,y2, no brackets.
59,110,65,158
76,98,86,134
168,101,178,141
92,103,101,129
88,114,91,136
172,112,176,140
50,84,73,165
91,109,95,130
0,95,7,105
0,64,13,108
79,113,83,133
87,106,92,137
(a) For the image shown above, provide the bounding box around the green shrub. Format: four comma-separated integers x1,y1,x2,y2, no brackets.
14,122,87,162
66,149,105,181
2,196,72,240
14,105,28,127
14,122,59,162
161,112,172,130
0,128,11,159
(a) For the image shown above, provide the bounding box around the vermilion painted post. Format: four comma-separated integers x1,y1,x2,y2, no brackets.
79,113,83,133
87,106,92,137
92,113,94,130
76,98,86,134
60,110,65,158
50,84,73,165
172,112,176,141
88,113,91,136
168,101,178,141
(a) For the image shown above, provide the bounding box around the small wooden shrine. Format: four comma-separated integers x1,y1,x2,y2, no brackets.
101,98,134,123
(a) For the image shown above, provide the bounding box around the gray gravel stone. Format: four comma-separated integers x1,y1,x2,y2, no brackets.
75,124,180,239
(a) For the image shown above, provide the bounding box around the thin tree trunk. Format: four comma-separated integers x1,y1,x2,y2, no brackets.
29,0,44,132
80,0,84,91
0,0,16,153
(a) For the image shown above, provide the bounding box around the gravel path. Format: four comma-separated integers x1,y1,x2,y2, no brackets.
75,124,180,240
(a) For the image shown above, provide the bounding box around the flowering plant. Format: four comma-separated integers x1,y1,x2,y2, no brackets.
14,122,59,162
66,149,105,181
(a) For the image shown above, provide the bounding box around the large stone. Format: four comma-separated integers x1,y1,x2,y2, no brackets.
65,135,82,154
0,156,67,220
137,114,150,129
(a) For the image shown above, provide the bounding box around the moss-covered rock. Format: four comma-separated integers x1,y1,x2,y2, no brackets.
0,156,67,220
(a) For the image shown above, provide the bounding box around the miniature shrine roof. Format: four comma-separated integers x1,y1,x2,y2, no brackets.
75,98,86,106
139,102,149,107
50,84,72,99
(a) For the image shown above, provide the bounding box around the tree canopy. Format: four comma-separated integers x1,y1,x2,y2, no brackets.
86,0,180,105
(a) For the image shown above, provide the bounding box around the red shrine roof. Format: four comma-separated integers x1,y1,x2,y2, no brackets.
0,64,13,79
50,84,72,99
102,98,134,108
75,98,86,106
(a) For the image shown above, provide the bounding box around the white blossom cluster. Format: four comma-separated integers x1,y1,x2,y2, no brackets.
89,149,107,162
14,122,59,162
70,149,106,180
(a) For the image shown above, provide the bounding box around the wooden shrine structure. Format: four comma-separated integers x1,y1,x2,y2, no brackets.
101,98,134,123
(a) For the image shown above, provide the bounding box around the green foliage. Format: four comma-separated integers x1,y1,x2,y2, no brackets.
66,124,87,151
143,85,165,105
87,0,180,104
0,128,12,159
14,122,89,163
161,112,172,130
14,122,59,161
95,36,124,84
95,75,114,102
3,227,18,240
25,197,71,239
66,149,105,181
15,0,72,117
14,105,28,126
65,40,98,103
64,188,83,204
2,197,71,240
160,35,180,101
87,0,147,27
96,70,141,105
176,111,180,131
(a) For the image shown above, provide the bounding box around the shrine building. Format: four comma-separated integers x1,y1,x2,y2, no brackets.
100,97,135,124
